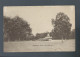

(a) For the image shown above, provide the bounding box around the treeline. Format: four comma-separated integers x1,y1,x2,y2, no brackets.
4,16,34,41
4,12,75,41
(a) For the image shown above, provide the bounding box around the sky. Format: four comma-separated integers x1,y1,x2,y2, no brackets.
4,6,75,35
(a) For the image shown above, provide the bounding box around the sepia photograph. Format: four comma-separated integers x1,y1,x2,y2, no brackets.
3,6,75,52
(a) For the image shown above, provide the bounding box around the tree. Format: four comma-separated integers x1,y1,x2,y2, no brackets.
4,16,12,41
51,12,72,40
4,16,32,41
70,29,75,39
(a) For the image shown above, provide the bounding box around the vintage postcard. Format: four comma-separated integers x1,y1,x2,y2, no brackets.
3,6,75,52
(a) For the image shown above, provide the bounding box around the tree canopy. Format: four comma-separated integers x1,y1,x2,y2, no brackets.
4,16,32,41
51,12,72,39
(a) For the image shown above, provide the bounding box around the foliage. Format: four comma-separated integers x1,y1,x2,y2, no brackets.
70,29,75,39
35,32,48,39
4,16,32,41
51,12,72,39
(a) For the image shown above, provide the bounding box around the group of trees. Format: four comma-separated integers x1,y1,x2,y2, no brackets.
4,16,32,41
35,32,48,39
4,12,75,41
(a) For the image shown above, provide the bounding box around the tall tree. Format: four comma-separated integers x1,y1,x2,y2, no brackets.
51,12,72,40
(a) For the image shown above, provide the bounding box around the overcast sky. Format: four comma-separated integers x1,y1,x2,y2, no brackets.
4,6,75,35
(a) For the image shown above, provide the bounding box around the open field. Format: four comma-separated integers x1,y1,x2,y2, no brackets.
4,39,75,52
